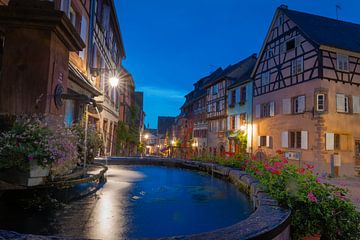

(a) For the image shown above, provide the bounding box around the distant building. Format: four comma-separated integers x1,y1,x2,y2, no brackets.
226,54,257,154
134,91,145,141
157,116,176,136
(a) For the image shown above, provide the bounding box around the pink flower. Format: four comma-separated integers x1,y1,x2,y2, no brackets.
307,192,318,203
316,177,321,184
28,155,33,161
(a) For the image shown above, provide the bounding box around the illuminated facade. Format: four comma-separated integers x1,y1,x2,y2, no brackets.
252,5,360,176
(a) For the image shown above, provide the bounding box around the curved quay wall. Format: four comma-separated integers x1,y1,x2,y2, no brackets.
107,157,291,240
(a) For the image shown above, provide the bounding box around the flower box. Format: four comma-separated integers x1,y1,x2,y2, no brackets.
0,161,49,187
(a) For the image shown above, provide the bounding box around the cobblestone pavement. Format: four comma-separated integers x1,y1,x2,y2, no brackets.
322,176,360,210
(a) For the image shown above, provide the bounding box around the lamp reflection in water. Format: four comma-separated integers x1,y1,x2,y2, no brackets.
87,166,145,240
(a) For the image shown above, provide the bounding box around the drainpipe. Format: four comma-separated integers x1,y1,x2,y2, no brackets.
88,0,95,69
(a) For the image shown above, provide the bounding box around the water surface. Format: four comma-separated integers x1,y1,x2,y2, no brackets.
0,165,252,239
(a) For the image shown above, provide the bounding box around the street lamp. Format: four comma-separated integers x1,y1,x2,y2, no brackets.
109,76,119,88
144,134,149,140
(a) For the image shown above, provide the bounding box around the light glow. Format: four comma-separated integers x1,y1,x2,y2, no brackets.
109,76,119,87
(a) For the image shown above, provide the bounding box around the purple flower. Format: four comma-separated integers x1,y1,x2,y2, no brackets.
307,192,318,203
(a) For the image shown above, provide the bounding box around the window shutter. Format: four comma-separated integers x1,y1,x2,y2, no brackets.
282,98,291,114
236,88,240,103
281,131,289,148
235,115,239,129
326,133,334,150
340,134,348,151
266,136,271,148
298,96,306,113
257,136,261,147
227,117,230,130
301,131,308,149
270,101,275,116
228,93,232,106
255,104,261,118
336,94,345,112
353,96,360,113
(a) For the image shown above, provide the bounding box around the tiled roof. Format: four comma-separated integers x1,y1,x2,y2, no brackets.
283,7,360,53
227,54,257,89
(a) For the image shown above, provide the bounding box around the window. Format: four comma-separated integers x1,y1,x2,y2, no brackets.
239,113,246,126
337,54,349,71
353,96,360,113
334,134,340,150
259,136,267,147
276,14,284,27
290,131,301,149
240,86,246,104
286,39,295,51
70,6,76,27
261,102,275,118
229,90,236,107
293,95,305,113
216,101,220,112
229,116,235,130
291,57,303,75
261,71,270,86
60,0,71,17
336,93,349,113
316,94,325,112
212,84,218,95
355,140,360,156
266,49,273,59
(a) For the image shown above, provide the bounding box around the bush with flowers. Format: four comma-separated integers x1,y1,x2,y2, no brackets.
239,152,360,239
192,151,360,239
0,115,79,177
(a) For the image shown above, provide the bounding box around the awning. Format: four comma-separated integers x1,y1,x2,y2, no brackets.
68,62,102,97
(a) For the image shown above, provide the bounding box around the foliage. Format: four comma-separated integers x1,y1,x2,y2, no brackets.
0,115,79,176
236,131,247,154
191,153,360,240
71,124,102,164
116,105,141,156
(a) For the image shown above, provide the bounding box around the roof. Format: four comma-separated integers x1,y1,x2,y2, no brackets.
226,54,257,89
282,7,360,53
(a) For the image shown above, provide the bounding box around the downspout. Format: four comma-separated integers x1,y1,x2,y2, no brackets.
88,0,95,69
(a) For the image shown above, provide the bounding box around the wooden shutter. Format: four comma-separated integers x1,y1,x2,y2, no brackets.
266,136,271,148
269,101,275,116
336,94,345,112
255,104,261,118
236,88,240,103
235,115,240,129
257,136,261,147
326,133,334,150
281,131,289,148
282,98,291,114
353,96,360,113
228,93,232,106
298,96,305,113
301,131,308,149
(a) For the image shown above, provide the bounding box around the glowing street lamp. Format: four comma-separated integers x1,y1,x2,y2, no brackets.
109,76,119,87
171,140,176,146
144,134,149,140
240,125,247,131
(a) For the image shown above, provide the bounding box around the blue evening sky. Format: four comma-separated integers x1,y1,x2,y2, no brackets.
115,0,360,128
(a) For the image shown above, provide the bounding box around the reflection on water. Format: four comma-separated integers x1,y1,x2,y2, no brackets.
0,165,252,239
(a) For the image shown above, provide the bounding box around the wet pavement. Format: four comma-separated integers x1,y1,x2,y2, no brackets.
0,165,252,239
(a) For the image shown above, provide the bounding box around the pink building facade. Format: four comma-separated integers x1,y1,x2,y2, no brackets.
252,5,360,176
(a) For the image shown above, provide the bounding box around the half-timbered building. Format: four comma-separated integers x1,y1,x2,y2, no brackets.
252,5,360,176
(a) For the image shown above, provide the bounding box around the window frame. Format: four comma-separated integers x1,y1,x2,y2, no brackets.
316,93,325,112
336,53,349,72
